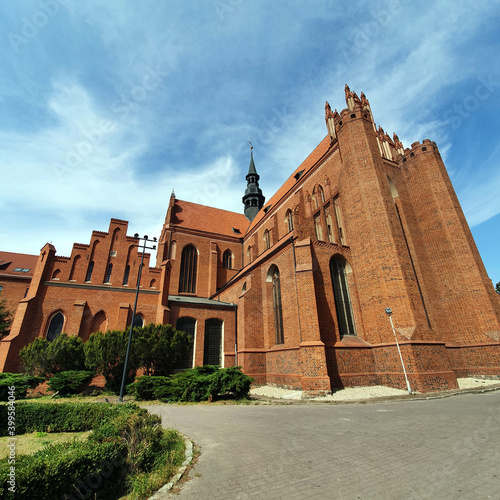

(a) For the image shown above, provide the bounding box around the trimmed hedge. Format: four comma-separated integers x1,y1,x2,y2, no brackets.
0,401,184,499
129,366,253,402
0,401,146,436
0,439,128,499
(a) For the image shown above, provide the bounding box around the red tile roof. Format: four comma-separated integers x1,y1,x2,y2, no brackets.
247,135,332,233
0,251,38,277
172,200,250,238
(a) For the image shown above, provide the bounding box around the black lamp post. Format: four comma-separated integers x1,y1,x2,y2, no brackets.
118,234,157,402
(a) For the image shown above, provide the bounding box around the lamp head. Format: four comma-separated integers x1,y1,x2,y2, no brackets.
134,233,139,239
385,307,392,316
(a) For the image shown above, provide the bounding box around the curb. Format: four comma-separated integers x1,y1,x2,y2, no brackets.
148,435,194,499
250,383,500,405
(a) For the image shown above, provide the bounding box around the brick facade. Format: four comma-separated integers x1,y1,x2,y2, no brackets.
1,85,499,393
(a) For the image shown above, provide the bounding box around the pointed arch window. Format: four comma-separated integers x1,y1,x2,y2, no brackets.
222,250,232,269
247,246,252,265
314,213,323,241
179,245,198,293
46,312,64,342
68,255,80,281
269,266,284,344
325,205,335,244
263,229,270,250
285,209,294,233
85,261,94,282
123,265,130,285
104,263,113,283
330,257,356,337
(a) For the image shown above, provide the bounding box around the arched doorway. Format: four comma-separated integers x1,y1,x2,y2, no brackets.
203,318,223,366
176,317,196,369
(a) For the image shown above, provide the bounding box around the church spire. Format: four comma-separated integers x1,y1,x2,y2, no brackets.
242,142,265,221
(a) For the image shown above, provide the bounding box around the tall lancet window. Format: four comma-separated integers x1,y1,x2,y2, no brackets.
179,245,198,293
269,265,284,344
330,257,356,337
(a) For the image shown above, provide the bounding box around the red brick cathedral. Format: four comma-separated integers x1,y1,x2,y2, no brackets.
1,86,499,394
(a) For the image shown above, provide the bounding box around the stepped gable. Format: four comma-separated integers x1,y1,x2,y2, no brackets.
172,199,249,238
246,135,331,233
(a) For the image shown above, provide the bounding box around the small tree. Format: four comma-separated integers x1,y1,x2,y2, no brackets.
20,334,86,378
496,282,500,294
84,329,140,393
133,323,193,376
0,299,12,340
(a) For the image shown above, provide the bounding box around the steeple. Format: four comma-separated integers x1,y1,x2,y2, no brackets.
242,144,265,221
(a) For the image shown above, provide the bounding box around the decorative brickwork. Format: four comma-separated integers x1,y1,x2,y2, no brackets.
1,86,499,394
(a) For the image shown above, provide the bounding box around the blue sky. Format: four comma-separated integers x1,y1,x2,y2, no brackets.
0,1,499,284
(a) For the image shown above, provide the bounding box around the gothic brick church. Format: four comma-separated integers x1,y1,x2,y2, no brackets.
1,85,499,394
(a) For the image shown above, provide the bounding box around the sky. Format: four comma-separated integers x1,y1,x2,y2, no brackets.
0,1,499,284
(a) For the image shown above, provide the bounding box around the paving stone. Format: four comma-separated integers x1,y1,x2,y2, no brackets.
148,391,500,499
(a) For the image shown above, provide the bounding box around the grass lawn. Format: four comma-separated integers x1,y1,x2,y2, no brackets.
0,430,90,459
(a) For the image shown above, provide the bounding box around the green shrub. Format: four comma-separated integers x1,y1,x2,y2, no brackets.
84,330,140,393
209,366,253,399
131,366,253,402
47,370,94,395
0,374,44,401
133,324,193,376
127,376,171,400
19,334,86,378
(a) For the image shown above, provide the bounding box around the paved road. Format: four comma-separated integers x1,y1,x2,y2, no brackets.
148,392,500,499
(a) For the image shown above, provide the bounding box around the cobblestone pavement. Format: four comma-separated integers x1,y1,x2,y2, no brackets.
148,391,500,499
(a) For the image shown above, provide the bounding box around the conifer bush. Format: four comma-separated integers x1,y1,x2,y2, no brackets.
129,366,253,402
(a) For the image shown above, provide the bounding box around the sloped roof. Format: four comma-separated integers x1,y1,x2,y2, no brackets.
247,135,332,233
0,251,38,277
172,200,249,238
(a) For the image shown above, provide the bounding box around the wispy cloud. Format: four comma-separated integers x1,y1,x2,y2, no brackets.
0,0,499,278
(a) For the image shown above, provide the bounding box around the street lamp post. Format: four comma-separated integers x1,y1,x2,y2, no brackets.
385,307,412,395
118,234,157,403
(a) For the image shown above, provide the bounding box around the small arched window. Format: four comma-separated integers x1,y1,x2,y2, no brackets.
179,245,198,293
150,279,156,288
46,312,64,342
222,250,232,269
285,209,294,233
246,246,252,264
85,261,94,282
263,229,270,250
123,265,130,285
104,263,113,283
51,269,60,280
133,315,144,328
